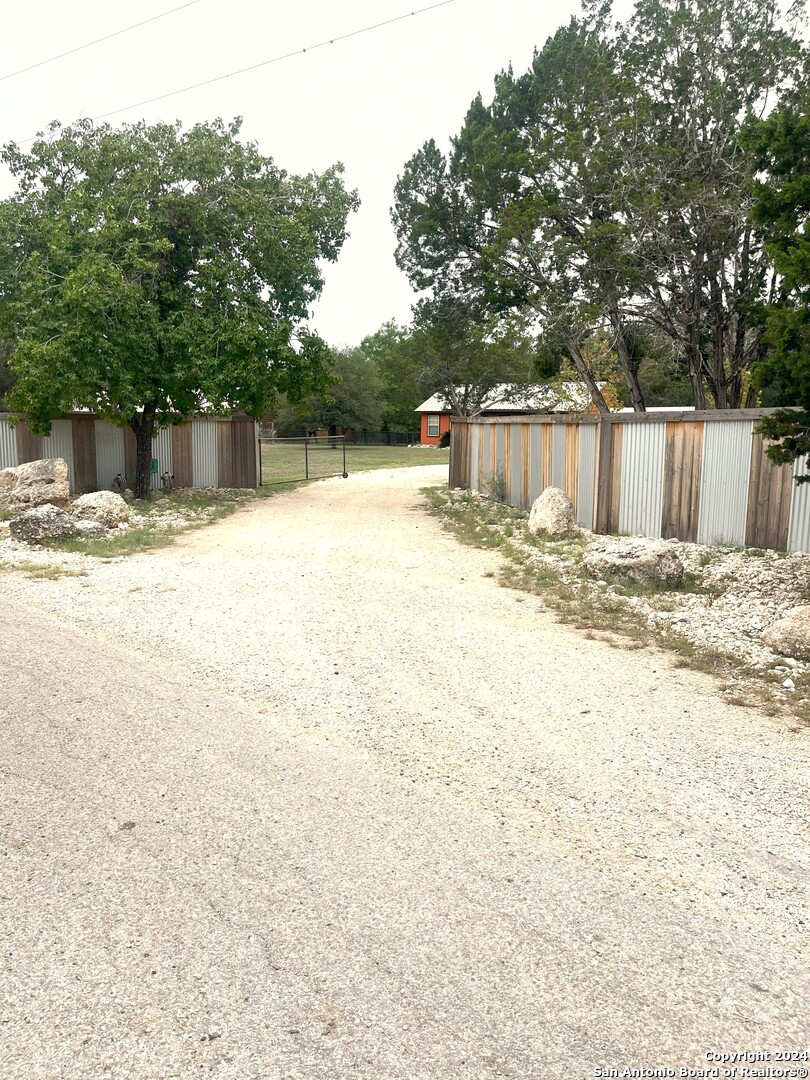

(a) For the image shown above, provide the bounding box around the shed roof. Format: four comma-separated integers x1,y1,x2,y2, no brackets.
415,382,603,415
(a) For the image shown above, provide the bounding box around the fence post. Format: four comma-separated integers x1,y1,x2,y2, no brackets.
305,438,309,480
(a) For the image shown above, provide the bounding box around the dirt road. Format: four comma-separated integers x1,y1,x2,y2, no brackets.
1,465,808,1079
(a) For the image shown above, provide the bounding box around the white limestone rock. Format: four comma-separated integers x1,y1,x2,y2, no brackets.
528,487,577,538
9,504,81,544
0,458,70,510
72,490,131,528
583,536,684,586
762,605,810,661
74,519,108,539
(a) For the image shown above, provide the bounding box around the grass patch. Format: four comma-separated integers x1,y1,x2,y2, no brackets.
48,524,190,559
260,443,448,485
45,488,255,558
603,570,721,598
0,559,87,580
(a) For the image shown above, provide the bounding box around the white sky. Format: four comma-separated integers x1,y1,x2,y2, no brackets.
1,0,615,348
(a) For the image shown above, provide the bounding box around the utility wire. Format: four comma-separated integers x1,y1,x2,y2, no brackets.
91,0,456,121
0,0,202,83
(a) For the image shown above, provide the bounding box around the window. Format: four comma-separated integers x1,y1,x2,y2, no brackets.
427,414,440,438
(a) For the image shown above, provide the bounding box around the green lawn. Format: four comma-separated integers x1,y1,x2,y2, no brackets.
260,442,448,485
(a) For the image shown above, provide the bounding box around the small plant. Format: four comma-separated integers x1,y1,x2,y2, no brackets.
485,467,507,503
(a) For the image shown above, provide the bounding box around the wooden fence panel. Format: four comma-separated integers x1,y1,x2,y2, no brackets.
450,421,468,488
520,425,530,510
72,415,97,494
232,418,257,487
172,424,193,487
746,434,794,550
565,425,579,507
503,424,512,500
15,422,41,464
661,421,703,542
217,421,235,489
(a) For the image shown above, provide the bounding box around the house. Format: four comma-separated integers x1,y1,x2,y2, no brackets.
415,383,616,445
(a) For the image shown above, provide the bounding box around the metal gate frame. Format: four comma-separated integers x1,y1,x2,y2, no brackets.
258,435,349,486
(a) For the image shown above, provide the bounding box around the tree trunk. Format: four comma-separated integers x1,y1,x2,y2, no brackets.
568,341,610,414
129,402,157,501
687,237,708,410
609,310,646,412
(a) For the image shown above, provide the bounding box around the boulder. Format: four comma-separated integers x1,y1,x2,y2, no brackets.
583,536,685,586
9,504,82,544
528,487,577,538
72,490,130,528
0,458,70,510
762,606,810,661
74,520,108,539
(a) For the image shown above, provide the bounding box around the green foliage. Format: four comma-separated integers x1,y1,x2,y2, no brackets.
360,320,420,431
747,68,810,476
0,341,14,410
0,117,358,496
360,308,538,427
392,0,806,413
485,467,507,503
285,346,385,433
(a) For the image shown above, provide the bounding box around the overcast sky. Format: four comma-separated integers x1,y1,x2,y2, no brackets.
1,0,625,348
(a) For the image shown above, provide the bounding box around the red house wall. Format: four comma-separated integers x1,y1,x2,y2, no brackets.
420,412,451,445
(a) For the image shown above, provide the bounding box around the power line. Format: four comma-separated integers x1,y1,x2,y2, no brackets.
0,0,202,84
90,0,456,123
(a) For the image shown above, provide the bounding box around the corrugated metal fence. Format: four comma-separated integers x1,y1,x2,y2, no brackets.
450,410,810,554
0,413,258,493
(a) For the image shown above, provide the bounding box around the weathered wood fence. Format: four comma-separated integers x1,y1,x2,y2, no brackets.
449,410,810,554
0,412,259,493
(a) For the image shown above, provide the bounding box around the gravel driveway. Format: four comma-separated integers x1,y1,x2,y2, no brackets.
1,464,808,1078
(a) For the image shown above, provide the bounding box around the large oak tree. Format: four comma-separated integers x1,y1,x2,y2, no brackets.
0,118,359,497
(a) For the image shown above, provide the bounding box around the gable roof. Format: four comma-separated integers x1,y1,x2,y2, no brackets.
415,382,604,415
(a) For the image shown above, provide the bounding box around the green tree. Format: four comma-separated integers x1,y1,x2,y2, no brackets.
371,301,539,420
0,118,358,497
618,0,804,409
290,346,385,433
747,73,810,477
392,0,805,412
360,320,420,432
407,300,539,417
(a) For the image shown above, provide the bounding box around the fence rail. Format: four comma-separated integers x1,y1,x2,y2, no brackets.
259,436,348,486
450,410,810,554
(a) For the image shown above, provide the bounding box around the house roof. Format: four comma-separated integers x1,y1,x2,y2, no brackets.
415,382,604,415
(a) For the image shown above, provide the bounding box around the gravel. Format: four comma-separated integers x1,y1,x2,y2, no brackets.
1,465,808,1076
